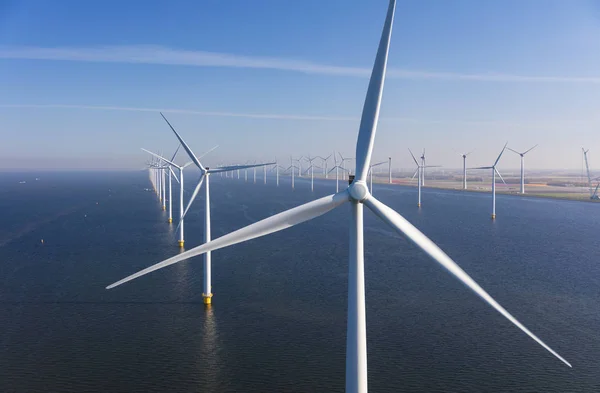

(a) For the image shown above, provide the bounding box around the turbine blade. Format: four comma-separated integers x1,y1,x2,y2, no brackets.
210,162,275,173
524,144,538,155
363,196,571,368
354,0,396,182
169,167,180,183
181,175,205,223
495,168,507,185
182,161,194,169
197,145,219,160
506,147,519,155
494,142,508,167
160,112,205,172
170,144,181,163
411,169,418,180
469,166,493,170
408,149,420,166
107,191,350,289
141,148,180,168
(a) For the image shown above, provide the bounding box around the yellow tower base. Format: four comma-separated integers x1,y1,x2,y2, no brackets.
178,240,185,248
491,214,496,219
168,218,172,223
203,293,213,305
162,206,166,211
417,203,421,207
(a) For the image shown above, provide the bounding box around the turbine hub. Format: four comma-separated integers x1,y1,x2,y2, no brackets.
348,180,369,202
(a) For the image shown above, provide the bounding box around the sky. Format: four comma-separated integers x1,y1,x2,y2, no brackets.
2,0,600,170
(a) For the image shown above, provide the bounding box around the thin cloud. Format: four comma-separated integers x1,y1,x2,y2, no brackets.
0,103,556,130
1,45,600,83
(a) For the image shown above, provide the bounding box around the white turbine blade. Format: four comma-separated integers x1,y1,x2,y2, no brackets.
411,169,418,180
506,147,520,155
197,145,219,160
182,161,194,169
372,161,387,167
470,166,493,170
466,149,475,156
180,175,205,223
169,167,180,183
160,112,205,172
408,149,420,166
141,148,180,168
524,144,538,155
363,196,572,368
495,168,507,185
107,191,350,289
494,142,508,167
169,144,181,163
354,0,396,182
210,162,275,173
423,165,441,168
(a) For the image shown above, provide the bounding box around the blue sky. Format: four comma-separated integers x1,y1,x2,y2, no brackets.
2,0,600,170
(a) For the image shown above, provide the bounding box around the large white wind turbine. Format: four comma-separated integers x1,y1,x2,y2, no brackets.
109,2,570,392
460,150,474,190
507,145,537,194
470,143,508,219
160,113,272,304
409,149,439,208
420,149,426,186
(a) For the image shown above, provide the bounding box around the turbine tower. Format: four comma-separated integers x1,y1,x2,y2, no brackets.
109,3,570,391
388,157,392,184
471,143,508,219
460,150,474,190
507,145,537,194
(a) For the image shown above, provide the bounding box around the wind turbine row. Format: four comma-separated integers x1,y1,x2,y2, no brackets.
110,3,569,393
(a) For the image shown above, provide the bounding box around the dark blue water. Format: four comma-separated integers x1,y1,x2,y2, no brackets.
0,171,598,392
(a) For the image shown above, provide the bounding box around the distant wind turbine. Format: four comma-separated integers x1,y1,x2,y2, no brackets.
460,150,474,190
409,149,439,207
142,149,197,247
470,143,508,219
160,112,271,303
507,145,537,194
368,161,387,194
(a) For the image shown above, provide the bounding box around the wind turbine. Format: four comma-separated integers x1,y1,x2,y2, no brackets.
470,143,508,219
420,149,426,186
409,149,439,208
339,152,354,175
142,147,210,246
507,145,537,194
294,156,304,177
388,157,392,184
286,156,298,190
328,151,349,193
368,161,387,194
460,150,474,190
160,113,272,304
108,3,570,392
144,145,181,223
305,156,320,191
317,154,332,179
